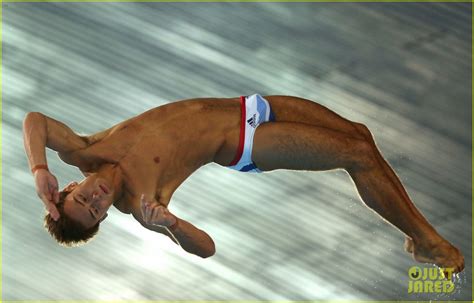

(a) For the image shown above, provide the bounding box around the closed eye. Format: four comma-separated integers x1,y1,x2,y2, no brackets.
73,196,96,219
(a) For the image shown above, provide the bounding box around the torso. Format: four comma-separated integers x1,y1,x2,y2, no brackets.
58,97,242,215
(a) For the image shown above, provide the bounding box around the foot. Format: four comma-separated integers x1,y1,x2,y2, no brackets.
406,236,465,275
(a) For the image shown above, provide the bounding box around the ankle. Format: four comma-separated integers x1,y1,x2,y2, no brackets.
411,229,444,248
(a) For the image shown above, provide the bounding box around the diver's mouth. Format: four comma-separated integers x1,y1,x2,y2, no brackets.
99,184,110,194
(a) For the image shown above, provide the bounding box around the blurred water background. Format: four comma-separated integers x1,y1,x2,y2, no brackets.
3,2,471,300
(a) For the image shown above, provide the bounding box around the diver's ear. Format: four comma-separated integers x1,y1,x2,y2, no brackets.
63,181,79,192
99,213,108,223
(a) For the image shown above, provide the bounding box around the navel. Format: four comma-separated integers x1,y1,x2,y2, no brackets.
153,156,161,164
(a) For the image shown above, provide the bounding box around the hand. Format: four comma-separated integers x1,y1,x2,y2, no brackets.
140,194,176,227
34,169,60,221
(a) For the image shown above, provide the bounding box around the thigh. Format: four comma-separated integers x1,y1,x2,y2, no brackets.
265,95,363,139
252,122,367,172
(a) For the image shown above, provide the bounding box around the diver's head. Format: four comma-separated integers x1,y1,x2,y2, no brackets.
44,175,114,247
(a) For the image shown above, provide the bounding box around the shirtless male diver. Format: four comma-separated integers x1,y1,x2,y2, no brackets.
23,94,464,274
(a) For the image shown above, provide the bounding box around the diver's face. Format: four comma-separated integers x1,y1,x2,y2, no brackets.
63,177,113,228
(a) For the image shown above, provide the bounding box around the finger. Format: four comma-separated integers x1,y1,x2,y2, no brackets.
154,204,164,216
40,194,52,208
152,206,166,226
54,189,60,203
157,206,169,225
46,191,52,202
140,194,145,219
150,206,159,225
156,206,166,218
47,203,60,221
47,183,55,201
41,194,57,219
145,203,152,223
140,194,147,220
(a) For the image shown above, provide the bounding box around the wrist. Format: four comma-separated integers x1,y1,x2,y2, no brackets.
32,164,49,175
168,214,179,231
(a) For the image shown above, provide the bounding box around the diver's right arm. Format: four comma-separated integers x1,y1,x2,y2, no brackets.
22,112,49,171
22,112,89,220
23,112,89,163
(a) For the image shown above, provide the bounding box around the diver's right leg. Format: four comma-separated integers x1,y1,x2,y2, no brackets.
266,96,441,257
267,96,417,224
252,121,464,274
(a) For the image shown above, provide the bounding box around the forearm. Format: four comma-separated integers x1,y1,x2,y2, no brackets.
168,215,216,258
23,112,48,170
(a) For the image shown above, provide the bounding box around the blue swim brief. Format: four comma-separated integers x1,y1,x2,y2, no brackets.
226,94,276,173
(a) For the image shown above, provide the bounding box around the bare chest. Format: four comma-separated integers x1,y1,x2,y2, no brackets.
112,152,190,214
75,124,204,214
61,99,241,213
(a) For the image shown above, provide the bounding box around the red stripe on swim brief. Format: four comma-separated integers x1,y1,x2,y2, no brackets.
228,96,246,166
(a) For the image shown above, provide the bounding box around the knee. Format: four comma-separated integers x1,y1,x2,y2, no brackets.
353,122,373,140
350,136,377,172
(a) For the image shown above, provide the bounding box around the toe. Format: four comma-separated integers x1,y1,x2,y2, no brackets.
404,237,414,253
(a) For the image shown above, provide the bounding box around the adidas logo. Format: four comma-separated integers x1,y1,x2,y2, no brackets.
247,114,257,128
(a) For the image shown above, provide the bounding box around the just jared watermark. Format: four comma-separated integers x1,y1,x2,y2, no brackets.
407,266,455,294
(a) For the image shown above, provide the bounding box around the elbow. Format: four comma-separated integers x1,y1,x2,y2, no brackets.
197,239,216,259
23,112,44,127
198,248,215,259
24,112,44,121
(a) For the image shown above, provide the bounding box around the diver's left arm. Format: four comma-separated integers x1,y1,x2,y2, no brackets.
135,195,216,258
164,214,216,258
